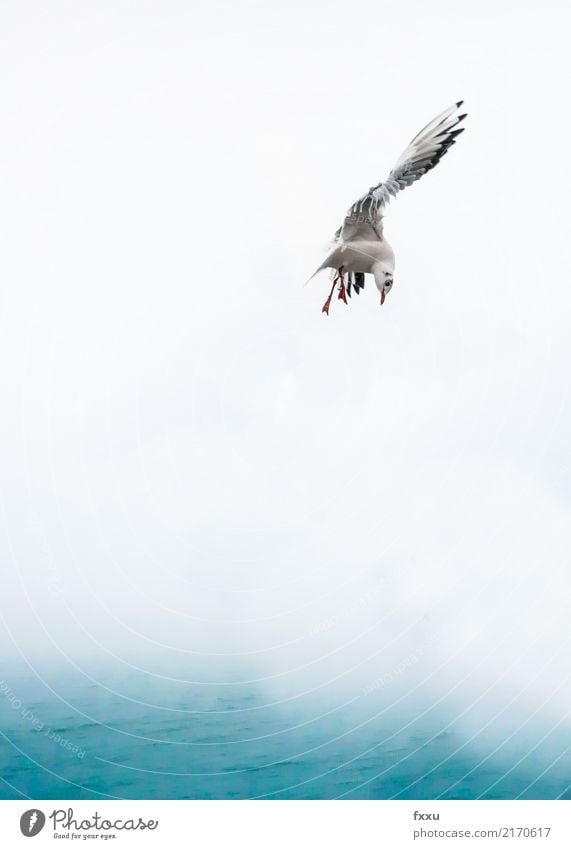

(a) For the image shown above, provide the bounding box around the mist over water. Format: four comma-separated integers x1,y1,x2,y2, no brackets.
2,658,571,800
4,642,571,800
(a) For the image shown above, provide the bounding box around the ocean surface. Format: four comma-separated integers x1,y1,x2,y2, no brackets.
1,665,570,801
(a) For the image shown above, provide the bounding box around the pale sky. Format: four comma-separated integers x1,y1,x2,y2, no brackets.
1,0,570,727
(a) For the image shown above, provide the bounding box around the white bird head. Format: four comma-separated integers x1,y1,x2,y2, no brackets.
373,262,395,305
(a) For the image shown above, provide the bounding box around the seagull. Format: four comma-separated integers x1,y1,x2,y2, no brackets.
309,101,467,315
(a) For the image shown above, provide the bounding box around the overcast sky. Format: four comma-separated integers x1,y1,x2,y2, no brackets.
1,0,570,727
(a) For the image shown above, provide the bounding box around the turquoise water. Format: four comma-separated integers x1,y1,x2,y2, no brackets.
1,666,570,800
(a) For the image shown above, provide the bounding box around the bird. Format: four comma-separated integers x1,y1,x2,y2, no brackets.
309,101,467,315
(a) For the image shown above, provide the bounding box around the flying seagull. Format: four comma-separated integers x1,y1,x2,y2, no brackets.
310,101,467,315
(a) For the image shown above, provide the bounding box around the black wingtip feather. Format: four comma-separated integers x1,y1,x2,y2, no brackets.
456,100,464,108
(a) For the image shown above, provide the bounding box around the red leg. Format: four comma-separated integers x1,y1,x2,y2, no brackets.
337,267,347,304
322,267,347,315
322,275,338,315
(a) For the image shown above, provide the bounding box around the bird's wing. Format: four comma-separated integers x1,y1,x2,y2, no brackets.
336,101,467,242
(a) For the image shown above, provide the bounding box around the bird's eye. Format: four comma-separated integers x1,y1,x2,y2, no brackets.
384,279,393,290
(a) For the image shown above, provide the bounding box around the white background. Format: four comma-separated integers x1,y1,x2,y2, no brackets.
0,0,570,776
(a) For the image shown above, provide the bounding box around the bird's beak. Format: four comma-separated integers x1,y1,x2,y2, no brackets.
380,290,386,305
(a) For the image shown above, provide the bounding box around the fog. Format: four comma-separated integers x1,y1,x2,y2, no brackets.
1,0,570,738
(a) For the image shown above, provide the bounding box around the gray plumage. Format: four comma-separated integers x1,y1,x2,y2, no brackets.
311,101,467,313
338,101,467,241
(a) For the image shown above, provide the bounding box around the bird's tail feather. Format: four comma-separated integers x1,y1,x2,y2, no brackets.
303,264,327,287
